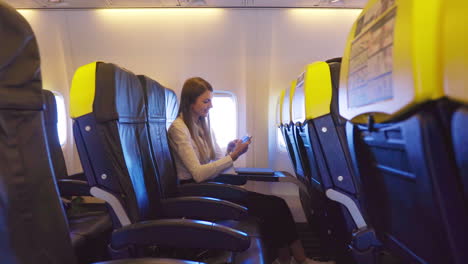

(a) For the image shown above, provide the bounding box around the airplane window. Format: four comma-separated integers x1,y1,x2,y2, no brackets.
53,92,67,146
211,91,237,151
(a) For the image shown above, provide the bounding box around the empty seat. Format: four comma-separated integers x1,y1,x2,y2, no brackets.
0,2,204,264
43,89,113,263
339,0,468,263
70,62,255,262
280,84,303,176
0,4,76,263
289,59,379,264
278,84,330,257
442,0,468,205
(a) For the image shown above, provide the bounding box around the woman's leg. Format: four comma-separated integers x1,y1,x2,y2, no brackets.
291,240,334,264
278,246,292,263
244,191,332,264
244,191,299,249
290,239,307,263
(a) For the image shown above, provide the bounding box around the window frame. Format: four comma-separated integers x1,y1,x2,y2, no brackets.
51,91,67,147
210,90,238,150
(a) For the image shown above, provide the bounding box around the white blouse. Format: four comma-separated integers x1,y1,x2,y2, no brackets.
168,117,233,182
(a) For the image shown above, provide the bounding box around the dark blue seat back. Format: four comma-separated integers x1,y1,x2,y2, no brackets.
0,2,77,263
71,62,163,225
338,1,468,263
442,1,468,215
165,87,178,129
280,87,302,176
291,60,364,263
139,75,179,198
452,107,468,206
347,107,466,263
43,90,69,179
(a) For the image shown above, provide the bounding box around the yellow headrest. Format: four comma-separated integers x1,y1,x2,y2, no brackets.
304,62,333,120
443,0,468,104
70,62,98,118
281,81,296,125
276,89,286,127
339,0,445,123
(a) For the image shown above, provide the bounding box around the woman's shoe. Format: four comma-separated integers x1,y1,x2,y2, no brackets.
298,258,335,264
272,257,294,264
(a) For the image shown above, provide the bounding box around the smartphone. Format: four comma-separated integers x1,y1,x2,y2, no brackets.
241,135,252,143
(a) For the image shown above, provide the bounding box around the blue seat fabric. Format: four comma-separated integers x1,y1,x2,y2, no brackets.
43,90,113,263
0,3,203,264
138,75,268,264
348,101,468,263
452,106,468,203
288,60,366,263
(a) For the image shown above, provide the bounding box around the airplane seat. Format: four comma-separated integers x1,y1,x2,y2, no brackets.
286,78,333,262
443,0,468,204
137,76,179,199
279,81,344,262
339,0,468,263
325,57,346,130
70,61,253,262
0,2,77,263
138,75,268,264
165,87,179,129
451,107,468,199
43,90,69,180
43,89,113,263
280,85,301,175
279,84,316,224
0,2,205,264
283,82,315,222
292,60,378,264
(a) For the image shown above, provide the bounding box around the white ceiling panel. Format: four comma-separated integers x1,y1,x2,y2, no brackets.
33,0,110,8
251,0,320,7
251,0,368,8
202,0,244,7
108,0,163,7
5,0,41,8
4,0,367,9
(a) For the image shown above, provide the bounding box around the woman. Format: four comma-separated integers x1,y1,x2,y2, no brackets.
168,77,332,264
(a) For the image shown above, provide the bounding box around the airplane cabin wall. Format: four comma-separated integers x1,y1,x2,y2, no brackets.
19,9,360,220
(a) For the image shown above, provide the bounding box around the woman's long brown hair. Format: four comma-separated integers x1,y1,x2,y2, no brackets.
178,77,215,162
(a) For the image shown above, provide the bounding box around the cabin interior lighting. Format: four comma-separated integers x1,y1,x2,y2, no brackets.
17,9,35,20
178,0,207,6
97,8,222,20
288,8,361,20
313,0,346,6
48,0,62,3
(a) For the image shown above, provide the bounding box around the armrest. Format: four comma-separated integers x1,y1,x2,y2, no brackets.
67,172,87,181
178,182,248,204
94,259,205,264
111,219,250,252
218,168,285,183
94,258,204,264
57,179,91,196
161,197,248,221
211,175,247,185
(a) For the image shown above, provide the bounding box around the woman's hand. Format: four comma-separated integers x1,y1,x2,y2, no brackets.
227,139,241,154
229,139,251,161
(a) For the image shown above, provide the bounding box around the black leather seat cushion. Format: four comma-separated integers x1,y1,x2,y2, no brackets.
69,207,113,263
68,208,112,241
